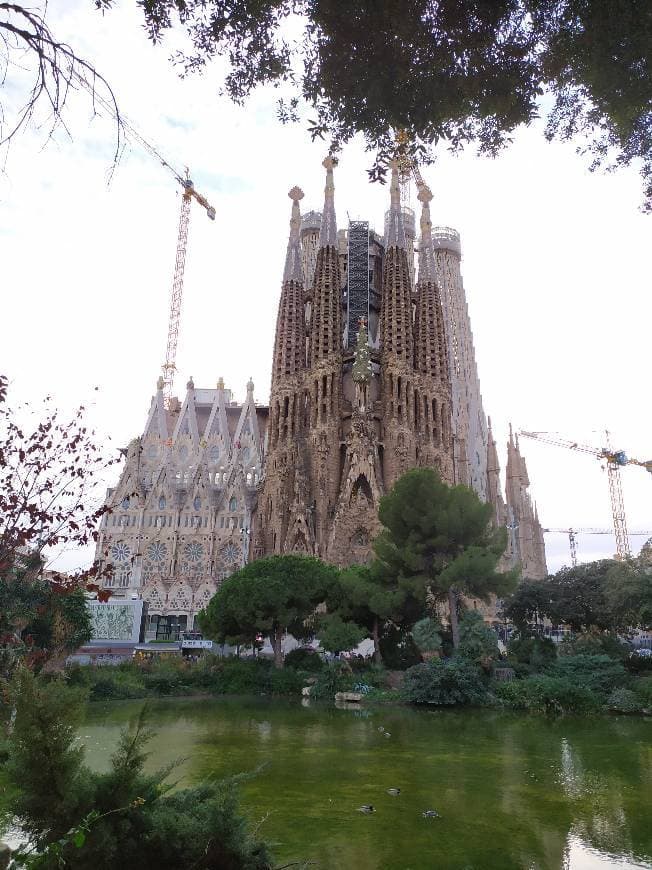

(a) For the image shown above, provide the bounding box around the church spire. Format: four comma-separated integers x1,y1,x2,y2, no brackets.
385,160,407,250
309,156,342,365
381,162,413,366
318,155,337,248
272,187,308,387
414,185,448,380
283,186,305,284
417,184,436,284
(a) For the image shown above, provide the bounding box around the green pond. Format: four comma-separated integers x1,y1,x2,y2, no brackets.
82,697,652,870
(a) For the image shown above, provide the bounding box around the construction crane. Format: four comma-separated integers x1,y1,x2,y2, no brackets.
520,430,652,560
71,70,216,406
543,528,652,567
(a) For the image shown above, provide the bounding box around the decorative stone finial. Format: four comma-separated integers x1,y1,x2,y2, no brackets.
156,376,164,391
217,377,225,391
246,377,254,393
289,186,304,203
187,376,194,390
417,184,433,204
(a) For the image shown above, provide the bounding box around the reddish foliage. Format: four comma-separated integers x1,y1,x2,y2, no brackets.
0,373,117,597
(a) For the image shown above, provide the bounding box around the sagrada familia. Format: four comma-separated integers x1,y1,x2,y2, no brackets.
95,158,546,637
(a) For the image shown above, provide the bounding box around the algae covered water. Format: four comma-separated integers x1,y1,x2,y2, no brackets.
82,698,652,870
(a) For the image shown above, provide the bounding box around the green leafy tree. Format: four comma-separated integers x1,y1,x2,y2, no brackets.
502,578,555,633
457,611,500,667
374,468,516,648
198,554,339,668
324,564,402,664
317,614,364,657
7,670,273,869
96,0,652,209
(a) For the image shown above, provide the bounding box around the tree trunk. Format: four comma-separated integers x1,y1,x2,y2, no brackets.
448,586,460,649
372,617,382,665
271,627,284,669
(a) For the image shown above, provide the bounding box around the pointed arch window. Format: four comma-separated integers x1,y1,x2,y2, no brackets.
121,496,130,510
229,497,237,512
193,496,201,510
158,495,166,510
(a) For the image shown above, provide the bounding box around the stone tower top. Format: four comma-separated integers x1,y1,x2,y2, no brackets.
318,155,338,248
385,160,407,250
283,186,305,284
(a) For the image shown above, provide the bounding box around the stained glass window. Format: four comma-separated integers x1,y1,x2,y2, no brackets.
110,542,132,563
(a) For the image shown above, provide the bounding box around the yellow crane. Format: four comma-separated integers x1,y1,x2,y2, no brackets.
71,70,215,406
543,527,652,567
520,430,652,560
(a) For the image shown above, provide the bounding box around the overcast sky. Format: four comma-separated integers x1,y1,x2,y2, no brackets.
2,1,650,573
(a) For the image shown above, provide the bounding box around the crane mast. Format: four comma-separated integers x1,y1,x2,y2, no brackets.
70,70,215,406
520,430,652,560
543,528,652,567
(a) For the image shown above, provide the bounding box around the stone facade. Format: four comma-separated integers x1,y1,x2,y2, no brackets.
97,157,547,626
254,159,454,567
94,377,268,634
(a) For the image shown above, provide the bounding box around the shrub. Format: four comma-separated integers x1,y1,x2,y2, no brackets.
545,654,627,696
457,611,500,667
401,659,488,706
284,648,324,672
632,675,652,705
507,634,557,671
310,663,356,700
267,667,304,695
607,688,644,713
87,669,146,701
495,676,599,714
558,631,630,660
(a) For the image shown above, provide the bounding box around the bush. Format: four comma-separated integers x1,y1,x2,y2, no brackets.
457,611,499,666
284,648,324,672
87,668,146,701
495,676,599,714
401,659,488,706
507,634,557,671
558,631,630,660
632,675,652,705
545,654,627,696
310,663,356,700
607,688,644,713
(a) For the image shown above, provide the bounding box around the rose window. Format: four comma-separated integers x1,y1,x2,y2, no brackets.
222,543,240,562
110,542,132,563
146,541,168,563
184,541,204,562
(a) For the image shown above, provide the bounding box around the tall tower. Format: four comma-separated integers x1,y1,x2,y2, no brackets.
504,426,547,579
432,227,488,497
413,185,454,480
380,162,418,488
306,156,345,546
256,186,313,556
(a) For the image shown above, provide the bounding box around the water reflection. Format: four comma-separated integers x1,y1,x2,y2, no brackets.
83,699,652,870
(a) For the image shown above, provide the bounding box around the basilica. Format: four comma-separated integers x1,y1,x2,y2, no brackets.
95,158,546,636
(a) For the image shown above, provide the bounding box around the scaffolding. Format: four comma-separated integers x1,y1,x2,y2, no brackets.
346,221,370,347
